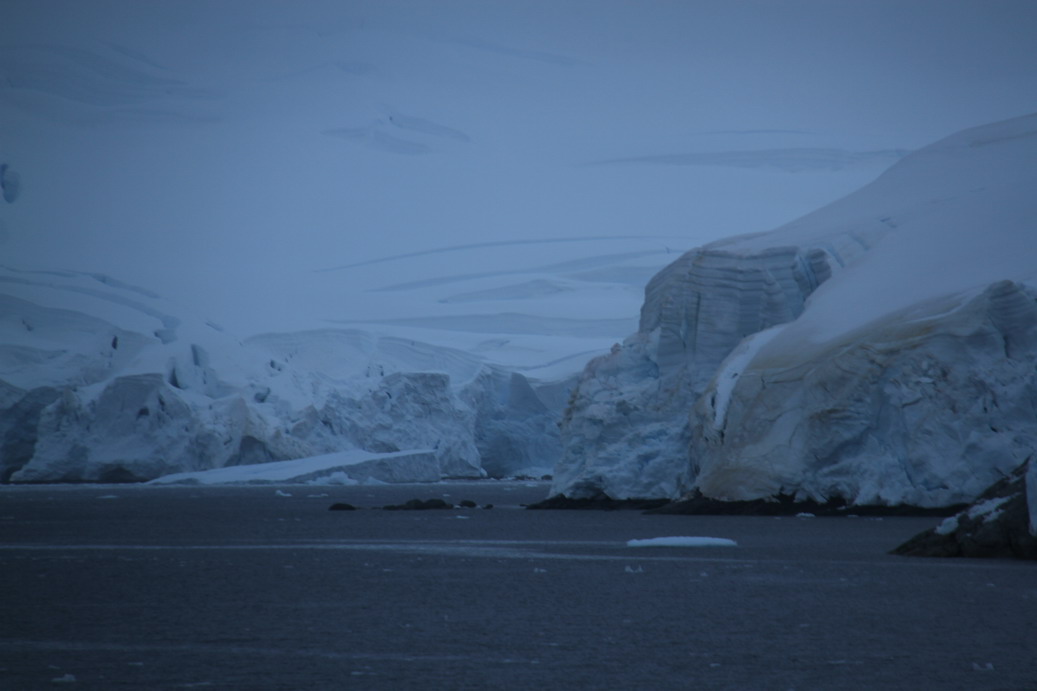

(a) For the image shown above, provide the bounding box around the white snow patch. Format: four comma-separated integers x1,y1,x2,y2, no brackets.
627,537,738,548
966,495,1012,522
935,516,959,536
711,325,784,428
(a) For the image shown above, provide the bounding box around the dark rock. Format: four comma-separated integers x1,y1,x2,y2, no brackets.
95,465,147,484
648,491,965,517
482,504,493,510
328,503,357,511
892,459,1037,560
526,492,670,511
383,498,454,511
459,499,477,508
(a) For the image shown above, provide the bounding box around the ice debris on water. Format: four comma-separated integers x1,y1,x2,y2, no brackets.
627,537,737,548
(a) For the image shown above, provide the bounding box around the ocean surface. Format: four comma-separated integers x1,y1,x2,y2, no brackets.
1,482,1035,690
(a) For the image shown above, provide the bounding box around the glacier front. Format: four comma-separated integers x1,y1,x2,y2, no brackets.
0,269,567,483
553,113,1037,508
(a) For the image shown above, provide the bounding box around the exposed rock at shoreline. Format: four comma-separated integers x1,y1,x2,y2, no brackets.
892,459,1037,560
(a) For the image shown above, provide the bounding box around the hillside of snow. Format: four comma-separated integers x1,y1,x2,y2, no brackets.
553,113,1037,508
3,3,1037,484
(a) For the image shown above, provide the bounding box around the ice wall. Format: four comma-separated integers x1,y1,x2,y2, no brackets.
552,244,854,499
553,113,1037,505
694,281,1037,506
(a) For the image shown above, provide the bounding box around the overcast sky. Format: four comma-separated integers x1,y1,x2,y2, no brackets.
2,0,1037,334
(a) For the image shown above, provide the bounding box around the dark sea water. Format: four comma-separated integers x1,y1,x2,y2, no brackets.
1,482,1035,690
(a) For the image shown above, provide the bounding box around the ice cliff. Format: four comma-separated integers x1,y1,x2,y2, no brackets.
553,113,1037,507
0,269,565,482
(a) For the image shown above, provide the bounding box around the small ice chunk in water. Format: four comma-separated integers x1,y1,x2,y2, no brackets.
627,537,737,548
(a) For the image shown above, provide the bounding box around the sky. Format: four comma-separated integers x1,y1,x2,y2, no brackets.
2,0,1037,360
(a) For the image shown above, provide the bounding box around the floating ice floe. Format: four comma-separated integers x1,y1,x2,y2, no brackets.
627,537,737,548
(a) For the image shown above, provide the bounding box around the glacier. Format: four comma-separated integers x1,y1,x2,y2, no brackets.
0,269,566,482
3,3,1037,495
553,113,1037,510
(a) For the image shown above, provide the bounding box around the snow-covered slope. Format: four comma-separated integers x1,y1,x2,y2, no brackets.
553,113,1037,506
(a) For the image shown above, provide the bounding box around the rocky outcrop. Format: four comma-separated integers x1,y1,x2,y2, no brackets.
893,459,1037,559
1029,457,1037,537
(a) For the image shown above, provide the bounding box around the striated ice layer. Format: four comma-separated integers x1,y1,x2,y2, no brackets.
552,244,849,499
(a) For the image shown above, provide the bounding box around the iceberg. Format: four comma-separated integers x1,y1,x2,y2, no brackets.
553,113,1037,508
